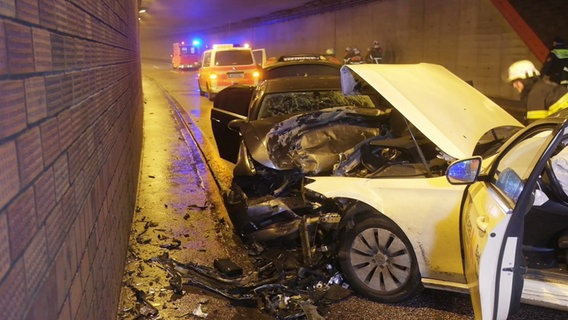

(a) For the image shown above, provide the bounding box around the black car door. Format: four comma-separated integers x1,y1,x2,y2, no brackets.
210,85,255,162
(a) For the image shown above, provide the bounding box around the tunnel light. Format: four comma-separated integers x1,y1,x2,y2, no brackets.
138,8,147,13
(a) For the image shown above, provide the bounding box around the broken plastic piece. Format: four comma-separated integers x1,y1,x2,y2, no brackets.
160,238,181,250
213,258,243,277
192,303,208,318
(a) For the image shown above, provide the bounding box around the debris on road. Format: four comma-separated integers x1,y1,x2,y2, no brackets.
147,249,352,319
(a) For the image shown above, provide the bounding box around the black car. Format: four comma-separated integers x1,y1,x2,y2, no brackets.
211,75,382,164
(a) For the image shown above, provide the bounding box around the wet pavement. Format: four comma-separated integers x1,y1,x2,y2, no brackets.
116,76,269,319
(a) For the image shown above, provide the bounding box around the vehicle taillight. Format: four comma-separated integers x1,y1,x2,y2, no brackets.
253,71,260,78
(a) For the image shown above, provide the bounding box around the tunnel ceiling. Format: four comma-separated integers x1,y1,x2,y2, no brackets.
138,0,381,40
138,0,312,39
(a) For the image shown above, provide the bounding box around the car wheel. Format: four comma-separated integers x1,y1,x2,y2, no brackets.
338,215,422,302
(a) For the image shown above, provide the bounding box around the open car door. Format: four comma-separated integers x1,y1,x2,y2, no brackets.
210,85,254,162
253,48,266,68
448,119,568,319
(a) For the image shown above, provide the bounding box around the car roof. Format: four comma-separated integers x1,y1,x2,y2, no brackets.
261,75,342,93
265,59,340,69
205,46,252,53
342,63,523,159
262,55,342,79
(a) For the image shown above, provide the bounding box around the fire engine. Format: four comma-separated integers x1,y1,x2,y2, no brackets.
172,41,200,70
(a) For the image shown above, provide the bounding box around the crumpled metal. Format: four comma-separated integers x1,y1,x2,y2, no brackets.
266,107,386,174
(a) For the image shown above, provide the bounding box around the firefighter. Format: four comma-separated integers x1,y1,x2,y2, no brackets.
541,37,568,87
343,47,353,64
365,40,383,64
343,47,363,64
350,47,363,64
508,59,568,123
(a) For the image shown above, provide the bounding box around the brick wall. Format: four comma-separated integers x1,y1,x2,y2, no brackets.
0,0,142,319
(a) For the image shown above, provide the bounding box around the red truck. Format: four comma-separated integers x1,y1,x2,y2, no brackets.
172,42,200,70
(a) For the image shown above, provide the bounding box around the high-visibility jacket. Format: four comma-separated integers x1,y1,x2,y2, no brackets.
541,48,568,85
527,92,568,120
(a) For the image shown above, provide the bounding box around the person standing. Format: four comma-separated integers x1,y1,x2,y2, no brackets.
343,47,354,64
508,59,568,123
344,47,363,64
365,40,383,64
541,37,568,86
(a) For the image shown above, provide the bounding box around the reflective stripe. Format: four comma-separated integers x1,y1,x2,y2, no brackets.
552,48,568,59
548,92,568,114
526,93,568,120
526,110,549,120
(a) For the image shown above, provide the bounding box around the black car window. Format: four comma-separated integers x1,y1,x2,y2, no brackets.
214,50,253,66
258,90,375,119
214,86,254,116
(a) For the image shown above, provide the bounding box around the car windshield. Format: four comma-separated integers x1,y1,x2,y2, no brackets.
214,50,253,66
258,90,376,119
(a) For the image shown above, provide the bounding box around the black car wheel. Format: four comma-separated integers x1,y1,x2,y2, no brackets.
338,215,422,302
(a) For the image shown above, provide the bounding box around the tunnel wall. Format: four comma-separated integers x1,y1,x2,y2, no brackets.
0,0,142,319
205,0,538,101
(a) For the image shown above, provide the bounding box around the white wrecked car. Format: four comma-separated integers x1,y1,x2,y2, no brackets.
305,64,568,318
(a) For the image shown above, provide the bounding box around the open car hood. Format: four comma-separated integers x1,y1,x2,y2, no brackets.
341,63,523,159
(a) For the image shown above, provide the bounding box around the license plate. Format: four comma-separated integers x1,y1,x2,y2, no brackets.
227,72,244,78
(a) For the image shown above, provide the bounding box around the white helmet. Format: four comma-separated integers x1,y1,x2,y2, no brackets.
508,60,540,82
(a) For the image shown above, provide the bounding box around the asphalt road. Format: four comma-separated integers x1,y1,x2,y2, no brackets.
136,60,568,320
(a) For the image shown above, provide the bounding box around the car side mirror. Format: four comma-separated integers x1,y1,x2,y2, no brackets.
446,157,482,185
228,119,246,132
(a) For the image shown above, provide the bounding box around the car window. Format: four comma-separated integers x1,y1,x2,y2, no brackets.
492,130,553,203
202,52,211,67
474,126,522,158
257,90,376,119
214,50,253,66
214,86,254,116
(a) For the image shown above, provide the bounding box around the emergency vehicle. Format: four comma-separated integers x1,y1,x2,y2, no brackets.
197,44,265,100
172,42,200,70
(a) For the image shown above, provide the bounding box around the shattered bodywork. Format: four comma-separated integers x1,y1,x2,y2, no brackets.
247,107,387,174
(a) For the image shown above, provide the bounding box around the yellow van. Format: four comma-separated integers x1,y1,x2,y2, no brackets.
197,44,265,100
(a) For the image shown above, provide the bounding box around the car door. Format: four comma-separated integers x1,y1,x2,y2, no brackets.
458,119,568,320
210,85,255,162
252,48,266,68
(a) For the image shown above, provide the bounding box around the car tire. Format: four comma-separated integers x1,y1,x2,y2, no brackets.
338,214,422,303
